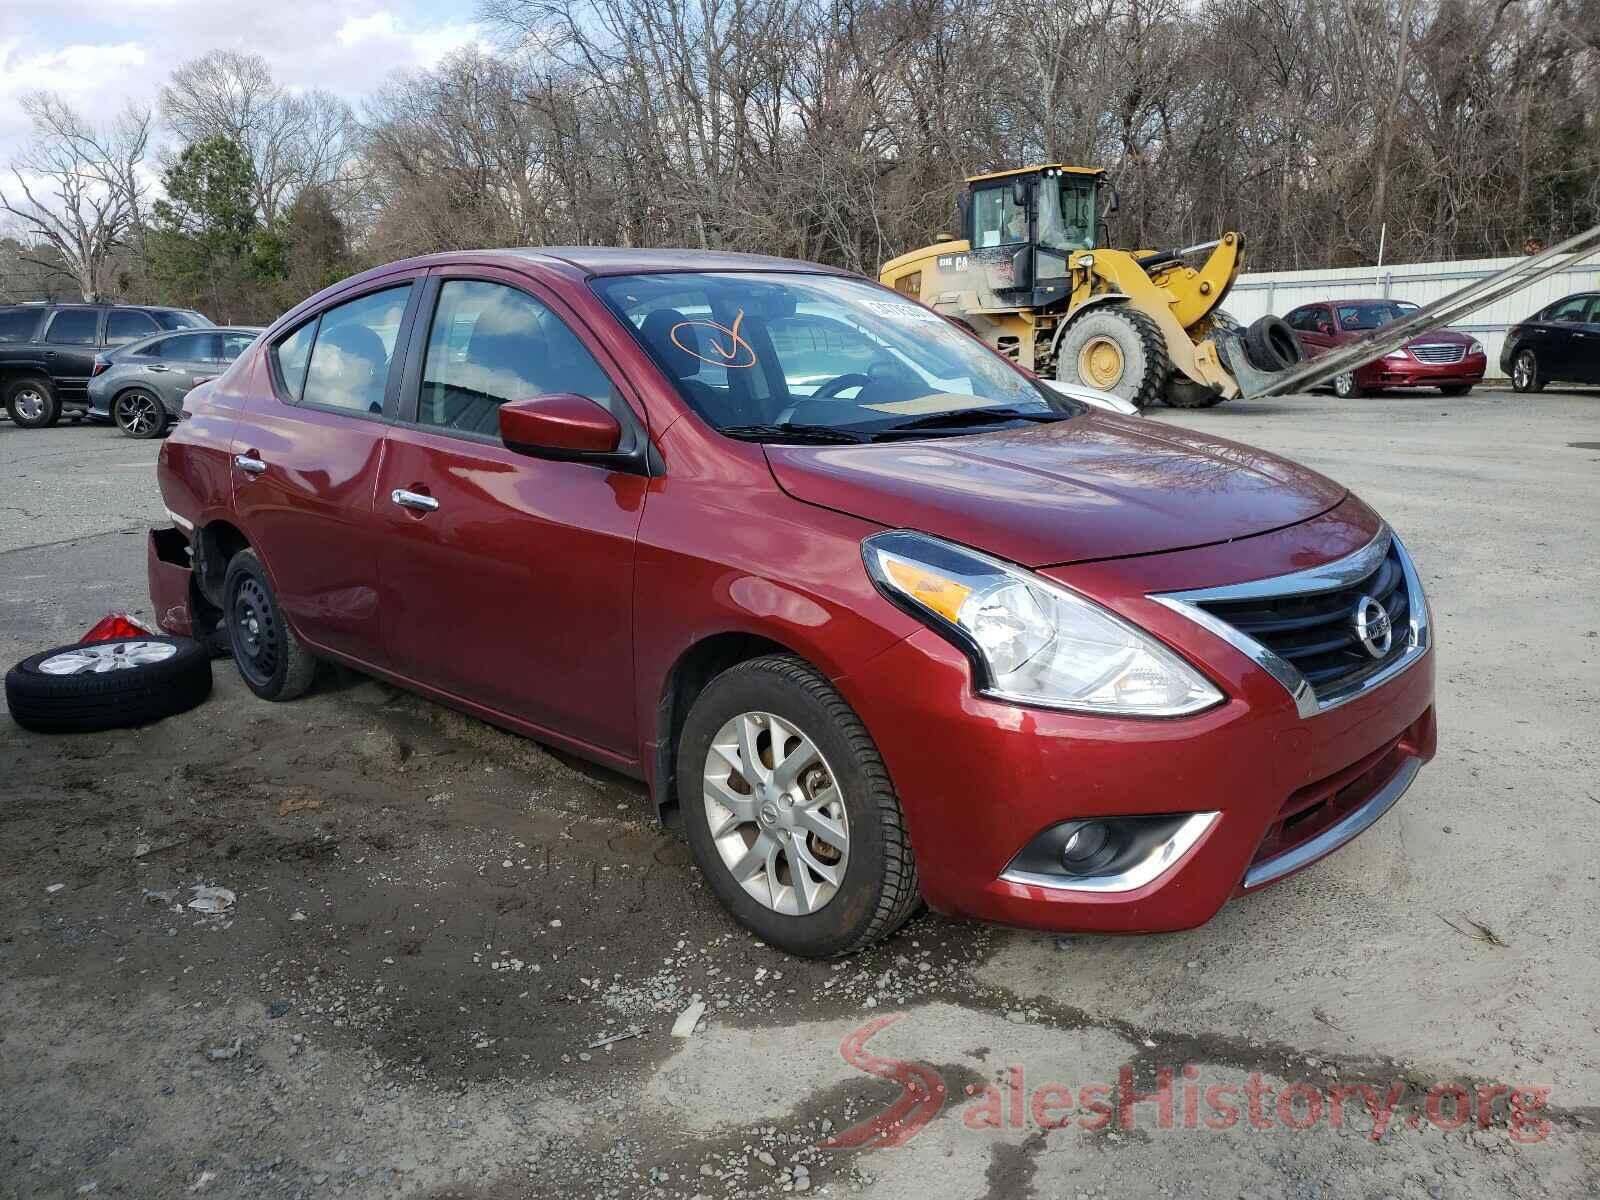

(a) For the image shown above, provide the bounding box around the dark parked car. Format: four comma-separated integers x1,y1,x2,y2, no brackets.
1285,299,1485,398
0,302,212,428
148,248,1436,957
87,327,262,438
1501,292,1600,392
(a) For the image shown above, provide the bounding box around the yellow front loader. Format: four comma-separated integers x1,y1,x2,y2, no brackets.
879,165,1305,409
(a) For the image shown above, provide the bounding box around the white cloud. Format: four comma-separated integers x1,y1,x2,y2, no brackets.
0,2,486,165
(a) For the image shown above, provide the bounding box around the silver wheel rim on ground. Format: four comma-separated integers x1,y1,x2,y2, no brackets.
38,641,176,675
116,393,160,434
13,387,46,421
1514,353,1534,389
1335,372,1356,397
702,710,850,915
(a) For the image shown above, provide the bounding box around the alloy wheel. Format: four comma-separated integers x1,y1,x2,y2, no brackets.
1514,352,1535,391
1334,371,1357,398
116,392,160,436
702,710,850,916
37,641,178,675
13,387,46,422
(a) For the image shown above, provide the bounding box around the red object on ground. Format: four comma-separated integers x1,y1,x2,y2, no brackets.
81,613,158,643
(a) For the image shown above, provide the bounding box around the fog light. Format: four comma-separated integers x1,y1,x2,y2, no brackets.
1060,821,1118,874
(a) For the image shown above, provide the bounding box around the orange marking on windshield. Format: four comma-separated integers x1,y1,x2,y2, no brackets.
670,310,758,369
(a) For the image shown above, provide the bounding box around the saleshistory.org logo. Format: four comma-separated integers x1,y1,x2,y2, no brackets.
818,1016,1554,1148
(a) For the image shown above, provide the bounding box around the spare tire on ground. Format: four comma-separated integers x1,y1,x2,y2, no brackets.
1243,315,1305,372
5,637,212,733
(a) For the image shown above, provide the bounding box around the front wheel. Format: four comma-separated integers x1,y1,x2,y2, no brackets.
1054,307,1169,410
1510,349,1544,393
113,389,167,438
1333,370,1365,399
678,655,921,957
5,378,59,428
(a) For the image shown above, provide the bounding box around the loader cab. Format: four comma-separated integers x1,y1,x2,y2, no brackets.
964,165,1108,307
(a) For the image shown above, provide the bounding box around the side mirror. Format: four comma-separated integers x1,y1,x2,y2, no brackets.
1011,178,1028,208
499,393,622,458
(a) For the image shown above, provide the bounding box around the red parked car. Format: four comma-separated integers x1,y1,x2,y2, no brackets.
149,249,1436,957
1285,299,1486,398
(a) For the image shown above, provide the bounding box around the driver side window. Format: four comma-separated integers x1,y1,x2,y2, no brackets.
972,186,1026,248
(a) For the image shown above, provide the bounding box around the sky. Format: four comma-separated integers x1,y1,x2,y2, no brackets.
0,0,490,165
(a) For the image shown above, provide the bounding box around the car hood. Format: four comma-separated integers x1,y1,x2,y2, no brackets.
764,414,1348,568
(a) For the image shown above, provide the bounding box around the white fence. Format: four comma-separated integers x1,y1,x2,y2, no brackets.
1222,251,1600,377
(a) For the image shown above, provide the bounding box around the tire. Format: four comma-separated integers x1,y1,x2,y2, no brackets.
1243,316,1304,372
678,655,921,957
1054,307,1169,410
222,549,318,701
1333,370,1366,399
1163,378,1228,408
113,389,167,438
5,377,60,429
5,637,211,734
1510,349,1544,394
1439,385,1473,397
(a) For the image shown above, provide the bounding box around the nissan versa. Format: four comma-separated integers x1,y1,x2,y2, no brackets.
149,248,1436,958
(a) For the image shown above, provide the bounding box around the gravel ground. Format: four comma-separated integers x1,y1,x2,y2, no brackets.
2,389,1597,1200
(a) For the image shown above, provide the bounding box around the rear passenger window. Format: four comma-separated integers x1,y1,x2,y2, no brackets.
0,309,42,342
46,309,100,345
105,310,159,346
220,332,257,361
154,333,218,360
300,286,411,415
417,280,619,436
271,321,317,401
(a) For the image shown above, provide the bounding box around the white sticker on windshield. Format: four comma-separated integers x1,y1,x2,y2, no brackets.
861,299,942,324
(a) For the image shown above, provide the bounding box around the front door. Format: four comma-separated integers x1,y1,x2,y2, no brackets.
1538,294,1592,380
1578,296,1600,383
373,271,649,757
230,281,420,666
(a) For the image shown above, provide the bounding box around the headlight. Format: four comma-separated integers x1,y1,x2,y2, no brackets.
1467,340,1484,356
1384,349,1410,361
863,531,1223,716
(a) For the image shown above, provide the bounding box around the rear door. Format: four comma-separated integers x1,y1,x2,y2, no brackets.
372,267,649,756
229,280,422,666
1288,305,1336,359
40,308,104,400
145,332,222,411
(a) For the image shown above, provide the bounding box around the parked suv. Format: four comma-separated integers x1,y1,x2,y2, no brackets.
0,302,212,428
87,327,262,438
149,249,1436,957
1285,299,1486,398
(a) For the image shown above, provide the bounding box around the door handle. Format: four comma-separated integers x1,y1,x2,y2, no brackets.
148,364,171,372
391,488,439,513
234,453,267,475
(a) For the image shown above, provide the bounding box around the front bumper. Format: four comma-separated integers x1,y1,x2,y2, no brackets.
1358,353,1486,389
836,510,1437,934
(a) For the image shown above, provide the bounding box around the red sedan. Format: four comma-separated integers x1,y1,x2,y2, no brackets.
1285,299,1486,398
149,249,1436,957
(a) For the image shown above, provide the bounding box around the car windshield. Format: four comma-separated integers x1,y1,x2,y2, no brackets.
593,271,1080,441
1336,302,1418,331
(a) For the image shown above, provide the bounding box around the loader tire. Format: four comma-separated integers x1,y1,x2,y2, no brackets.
1164,378,1228,408
1055,307,1169,410
1243,316,1304,372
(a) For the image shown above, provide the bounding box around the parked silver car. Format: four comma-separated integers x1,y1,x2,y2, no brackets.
87,327,262,437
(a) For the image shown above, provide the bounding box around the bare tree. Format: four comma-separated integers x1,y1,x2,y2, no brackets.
1,93,151,302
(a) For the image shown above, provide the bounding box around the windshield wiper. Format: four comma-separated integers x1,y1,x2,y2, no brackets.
719,423,871,445
875,407,1067,436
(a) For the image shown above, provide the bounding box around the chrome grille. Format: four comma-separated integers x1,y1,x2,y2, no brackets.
1409,343,1466,364
1153,528,1430,718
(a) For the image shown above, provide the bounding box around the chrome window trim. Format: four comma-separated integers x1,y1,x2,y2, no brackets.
1150,525,1430,719
1241,755,1421,889
999,811,1219,894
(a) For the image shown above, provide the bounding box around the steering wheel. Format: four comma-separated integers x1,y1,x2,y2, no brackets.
811,372,871,399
